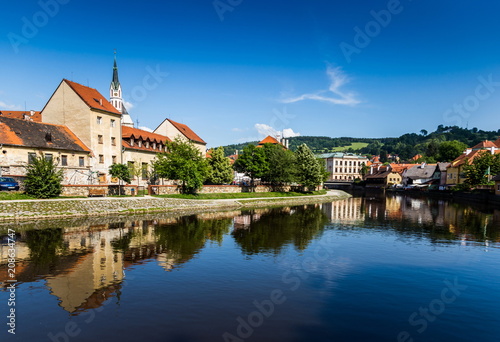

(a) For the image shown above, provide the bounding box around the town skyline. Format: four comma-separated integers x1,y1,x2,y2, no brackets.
2,1,500,148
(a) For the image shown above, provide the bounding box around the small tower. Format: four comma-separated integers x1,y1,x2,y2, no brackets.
110,52,134,127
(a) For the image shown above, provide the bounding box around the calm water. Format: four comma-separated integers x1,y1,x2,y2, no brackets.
1,194,500,342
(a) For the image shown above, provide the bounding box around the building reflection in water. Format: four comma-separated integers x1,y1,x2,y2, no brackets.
1,195,499,315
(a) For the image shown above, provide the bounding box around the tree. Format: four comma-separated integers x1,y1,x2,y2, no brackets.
359,162,370,179
420,129,428,136
109,163,131,195
463,152,500,186
438,140,468,162
153,138,209,194
24,152,64,199
206,147,234,184
295,144,327,191
233,144,268,186
260,143,296,189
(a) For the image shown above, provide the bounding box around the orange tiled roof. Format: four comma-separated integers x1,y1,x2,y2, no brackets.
0,116,90,152
0,110,41,122
64,79,120,115
492,137,500,148
122,126,170,152
257,135,287,149
258,136,280,145
411,154,423,161
167,119,206,144
450,149,489,167
389,163,415,174
471,140,497,149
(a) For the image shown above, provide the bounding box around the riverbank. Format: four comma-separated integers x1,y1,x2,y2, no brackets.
0,190,351,222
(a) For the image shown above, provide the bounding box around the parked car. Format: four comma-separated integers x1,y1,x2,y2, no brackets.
0,177,20,191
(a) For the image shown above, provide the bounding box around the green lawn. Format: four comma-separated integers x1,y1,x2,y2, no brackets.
155,190,327,200
330,142,369,152
0,192,36,200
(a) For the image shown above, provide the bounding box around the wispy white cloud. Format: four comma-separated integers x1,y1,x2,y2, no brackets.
138,126,153,132
255,123,300,138
0,101,21,110
123,100,134,110
281,66,360,106
231,127,245,132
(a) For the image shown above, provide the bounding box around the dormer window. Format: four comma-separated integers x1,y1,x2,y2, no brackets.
145,141,149,148
45,132,52,142
130,138,134,147
138,140,142,147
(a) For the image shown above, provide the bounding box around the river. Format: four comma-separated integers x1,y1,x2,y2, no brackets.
1,193,499,342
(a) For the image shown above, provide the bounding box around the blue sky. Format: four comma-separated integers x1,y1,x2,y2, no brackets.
2,0,500,147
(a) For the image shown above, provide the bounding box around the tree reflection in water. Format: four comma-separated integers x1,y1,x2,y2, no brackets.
232,205,329,255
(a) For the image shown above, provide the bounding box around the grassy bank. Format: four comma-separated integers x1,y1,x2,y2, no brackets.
154,190,327,200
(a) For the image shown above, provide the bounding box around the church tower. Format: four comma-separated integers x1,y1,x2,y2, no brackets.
110,52,134,127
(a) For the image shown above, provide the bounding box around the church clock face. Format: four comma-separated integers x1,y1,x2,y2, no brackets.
114,92,118,96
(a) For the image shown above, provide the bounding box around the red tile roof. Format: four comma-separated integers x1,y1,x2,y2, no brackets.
122,126,170,152
493,138,500,148
167,119,206,144
471,140,497,149
63,79,120,115
257,135,287,149
0,110,41,122
0,116,90,152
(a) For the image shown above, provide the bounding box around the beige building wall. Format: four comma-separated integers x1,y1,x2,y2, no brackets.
0,145,90,184
324,155,369,181
121,149,159,187
42,81,123,182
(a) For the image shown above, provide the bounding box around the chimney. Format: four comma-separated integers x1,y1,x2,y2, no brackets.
30,110,35,116
99,99,103,106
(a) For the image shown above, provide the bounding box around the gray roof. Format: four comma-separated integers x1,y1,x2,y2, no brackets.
437,162,451,172
404,164,437,180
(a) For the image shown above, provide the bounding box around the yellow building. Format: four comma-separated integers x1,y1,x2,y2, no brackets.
41,79,123,183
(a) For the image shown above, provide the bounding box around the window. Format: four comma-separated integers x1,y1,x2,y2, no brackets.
98,135,103,144
97,116,102,125
111,137,116,146
79,157,85,167
130,138,134,147
28,152,37,164
99,155,104,164
142,163,148,179
153,143,156,150
111,119,115,128
45,154,53,162
138,140,142,147
112,155,117,164
61,155,68,166
127,161,135,178
145,141,149,148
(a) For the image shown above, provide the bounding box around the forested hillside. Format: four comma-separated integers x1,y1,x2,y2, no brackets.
221,125,500,162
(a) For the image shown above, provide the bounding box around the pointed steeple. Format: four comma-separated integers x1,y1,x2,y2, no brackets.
109,51,134,127
111,51,120,90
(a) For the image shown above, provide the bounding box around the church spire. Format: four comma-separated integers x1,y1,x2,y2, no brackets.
109,51,134,127
111,51,120,90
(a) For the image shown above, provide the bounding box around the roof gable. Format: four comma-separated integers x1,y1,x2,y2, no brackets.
165,119,206,144
471,140,497,149
63,79,120,115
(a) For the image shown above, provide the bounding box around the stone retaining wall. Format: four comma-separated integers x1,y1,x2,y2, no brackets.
149,184,306,195
62,185,140,197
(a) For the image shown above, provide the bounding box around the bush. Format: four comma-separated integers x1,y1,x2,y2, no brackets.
24,153,64,198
